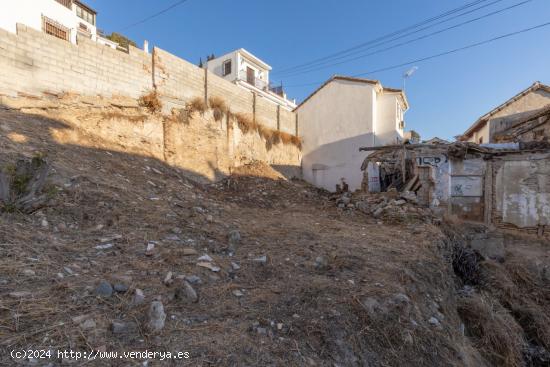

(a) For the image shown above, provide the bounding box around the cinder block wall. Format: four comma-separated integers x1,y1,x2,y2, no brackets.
280,108,297,135
0,25,298,137
0,24,301,179
0,24,152,98
153,47,204,108
255,96,278,129
206,70,254,116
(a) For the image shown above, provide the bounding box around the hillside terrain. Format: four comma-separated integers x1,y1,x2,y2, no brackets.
0,103,549,367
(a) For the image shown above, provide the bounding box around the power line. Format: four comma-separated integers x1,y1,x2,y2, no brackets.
122,0,192,30
277,0,532,78
274,0,495,75
285,21,550,89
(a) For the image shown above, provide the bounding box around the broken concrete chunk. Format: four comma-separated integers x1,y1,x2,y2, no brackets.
183,248,198,256
95,243,113,250
145,242,156,256
315,256,328,270
197,262,220,272
232,289,244,298
185,275,202,285
113,283,129,293
176,280,198,303
22,269,36,276
253,255,267,265
80,319,96,330
163,271,173,286
147,301,166,333
197,254,213,262
95,280,113,297
132,289,145,306
228,230,241,244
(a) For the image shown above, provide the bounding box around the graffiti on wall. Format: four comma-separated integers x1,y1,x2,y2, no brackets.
416,154,448,167
451,176,483,197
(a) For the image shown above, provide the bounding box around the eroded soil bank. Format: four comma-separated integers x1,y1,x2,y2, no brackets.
0,106,548,366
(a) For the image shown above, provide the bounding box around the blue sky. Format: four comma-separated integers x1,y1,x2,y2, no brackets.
88,0,550,140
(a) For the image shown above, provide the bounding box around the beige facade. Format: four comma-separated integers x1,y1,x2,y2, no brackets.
460,82,550,143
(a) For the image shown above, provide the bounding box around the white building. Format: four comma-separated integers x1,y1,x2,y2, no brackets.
295,76,409,192
0,0,117,48
206,49,297,110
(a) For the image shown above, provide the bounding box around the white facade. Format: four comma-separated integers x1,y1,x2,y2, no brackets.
0,0,116,48
206,49,297,110
295,76,409,192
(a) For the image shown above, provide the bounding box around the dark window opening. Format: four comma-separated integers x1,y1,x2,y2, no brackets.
222,60,232,76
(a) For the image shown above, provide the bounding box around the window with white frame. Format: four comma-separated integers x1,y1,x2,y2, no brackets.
222,60,232,76
76,4,95,25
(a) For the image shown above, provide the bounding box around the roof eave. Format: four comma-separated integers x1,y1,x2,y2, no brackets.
238,48,272,71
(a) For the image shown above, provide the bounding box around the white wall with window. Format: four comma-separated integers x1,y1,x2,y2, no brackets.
0,0,98,44
206,48,296,110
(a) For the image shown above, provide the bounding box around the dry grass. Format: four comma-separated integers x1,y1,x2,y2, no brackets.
234,113,258,134
208,96,230,122
457,293,526,367
101,111,148,123
481,259,550,350
232,113,302,150
186,97,207,116
172,97,208,125
138,90,162,113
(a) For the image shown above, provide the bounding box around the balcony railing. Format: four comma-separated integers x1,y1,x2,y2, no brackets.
237,70,268,91
55,0,73,9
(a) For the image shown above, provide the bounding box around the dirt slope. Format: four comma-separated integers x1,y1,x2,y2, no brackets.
0,105,548,367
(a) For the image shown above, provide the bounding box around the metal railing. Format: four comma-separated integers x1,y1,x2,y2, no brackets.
237,70,268,91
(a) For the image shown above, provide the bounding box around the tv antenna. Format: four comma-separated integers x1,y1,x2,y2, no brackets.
403,66,418,91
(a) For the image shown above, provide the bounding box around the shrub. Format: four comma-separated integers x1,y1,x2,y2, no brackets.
234,113,258,134
138,90,162,113
208,96,230,122
187,97,207,117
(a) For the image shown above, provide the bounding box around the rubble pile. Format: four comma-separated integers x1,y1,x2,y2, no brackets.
334,189,436,224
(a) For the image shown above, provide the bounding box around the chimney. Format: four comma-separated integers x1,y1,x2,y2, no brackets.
143,40,149,54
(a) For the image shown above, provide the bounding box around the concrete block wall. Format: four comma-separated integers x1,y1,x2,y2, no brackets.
0,24,301,179
153,47,204,107
207,71,254,116
255,96,278,129
280,107,297,135
0,24,152,98
0,24,298,139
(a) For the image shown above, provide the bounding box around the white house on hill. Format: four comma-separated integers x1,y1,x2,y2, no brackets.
295,76,409,192
0,0,117,48
206,49,297,110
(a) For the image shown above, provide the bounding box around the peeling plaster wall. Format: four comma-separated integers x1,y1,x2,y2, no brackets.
495,155,550,228
449,158,486,222
414,151,450,207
